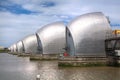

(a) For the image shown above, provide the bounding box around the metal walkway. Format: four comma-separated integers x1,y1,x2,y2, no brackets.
105,37,120,66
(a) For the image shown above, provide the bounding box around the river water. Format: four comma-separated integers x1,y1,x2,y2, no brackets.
0,53,120,80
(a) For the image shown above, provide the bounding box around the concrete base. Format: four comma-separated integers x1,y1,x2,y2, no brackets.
7,52,13,54
11,52,18,55
58,56,107,67
106,56,120,67
17,53,31,57
30,54,58,60
118,60,120,66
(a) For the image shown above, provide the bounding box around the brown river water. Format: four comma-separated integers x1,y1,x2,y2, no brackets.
0,53,120,80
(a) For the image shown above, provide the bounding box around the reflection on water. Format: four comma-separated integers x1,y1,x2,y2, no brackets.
0,53,120,80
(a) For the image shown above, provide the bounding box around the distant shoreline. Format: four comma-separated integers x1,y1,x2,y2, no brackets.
0,49,9,53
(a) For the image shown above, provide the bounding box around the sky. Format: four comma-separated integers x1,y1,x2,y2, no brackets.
0,0,120,47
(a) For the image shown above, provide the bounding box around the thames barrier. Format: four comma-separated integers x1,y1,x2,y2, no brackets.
8,12,120,67
0,12,119,80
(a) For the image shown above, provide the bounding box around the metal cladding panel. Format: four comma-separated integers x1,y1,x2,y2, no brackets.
36,22,65,54
10,45,13,52
9,46,12,52
9,47,11,52
22,34,39,54
17,41,24,53
13,44,17,52
67,12,112,56
10,46,13,52
12,46,14,52
66,27,75,56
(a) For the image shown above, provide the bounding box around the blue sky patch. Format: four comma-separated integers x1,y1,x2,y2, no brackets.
40,1,55,7
0,2,36,14
110,24,120,27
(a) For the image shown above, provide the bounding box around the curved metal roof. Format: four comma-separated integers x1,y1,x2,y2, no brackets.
67,12,112,56
13,44,17,52
16,41,24,53
9,46,13,52
22,34,39,54
36,22,66,54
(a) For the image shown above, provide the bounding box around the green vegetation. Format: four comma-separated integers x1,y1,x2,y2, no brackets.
0,49,9,53
30,56,58,61
107,63,120,67
0,47,9,53
58,62,107,67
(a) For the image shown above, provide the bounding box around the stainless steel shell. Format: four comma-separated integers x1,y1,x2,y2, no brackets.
67,12,112,56
9,46,13,52
10,45,15,52
22,34,39,54
11,46,14,52
36,22,65,54
13,44,17,52
16,41,24,53
9,47,11,52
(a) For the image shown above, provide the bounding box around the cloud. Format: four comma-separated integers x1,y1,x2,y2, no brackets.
0,11,65,47
0,0,120,47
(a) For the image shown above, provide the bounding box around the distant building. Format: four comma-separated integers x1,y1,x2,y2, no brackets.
0,46,4,50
